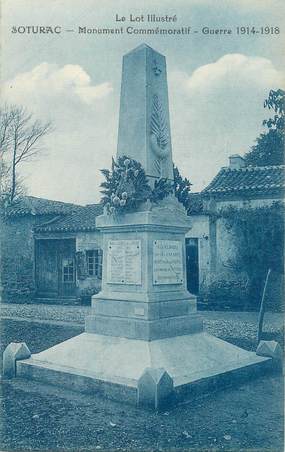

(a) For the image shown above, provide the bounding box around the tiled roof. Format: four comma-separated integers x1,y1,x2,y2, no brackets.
187,193,204,214
202,165,285,196
5,196,80,217
35,204,104,233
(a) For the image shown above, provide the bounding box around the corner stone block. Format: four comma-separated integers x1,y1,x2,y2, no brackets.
3,342,31,378
137,367,174,410
256,340,283,360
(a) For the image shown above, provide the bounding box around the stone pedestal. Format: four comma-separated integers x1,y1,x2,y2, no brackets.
86,197,203,341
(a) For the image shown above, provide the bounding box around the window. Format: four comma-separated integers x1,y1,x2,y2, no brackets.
62,258,75,283
86,249,102,279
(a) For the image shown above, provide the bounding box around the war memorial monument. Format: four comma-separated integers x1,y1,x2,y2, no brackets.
5,44,273,409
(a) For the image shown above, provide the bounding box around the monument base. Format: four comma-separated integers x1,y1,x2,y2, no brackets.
16,331,271,408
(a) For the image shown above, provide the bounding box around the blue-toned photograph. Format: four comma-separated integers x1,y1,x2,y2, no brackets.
0,1,284,451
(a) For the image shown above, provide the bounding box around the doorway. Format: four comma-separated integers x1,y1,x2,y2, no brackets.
35,238,76,298
185,238,199,295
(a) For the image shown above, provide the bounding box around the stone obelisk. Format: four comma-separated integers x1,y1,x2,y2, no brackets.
15,44,271,409
117,44,174,181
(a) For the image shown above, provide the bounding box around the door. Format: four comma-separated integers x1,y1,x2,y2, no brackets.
58,240,76,297
35,239,59,298
35,238,76,298
185,238,199,295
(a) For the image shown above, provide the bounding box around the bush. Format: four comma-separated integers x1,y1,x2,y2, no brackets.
79,287,99,305
200,272,250,310
220,203,284,306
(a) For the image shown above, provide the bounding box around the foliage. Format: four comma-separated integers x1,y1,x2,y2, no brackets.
263,88,284,131
200,272,249,308
0,104,52,205
220,203,284,305
100,156,173,214
244,89,284,166
79,286,100,305
149,177,173,203
244,129,284,167
173,165,192,210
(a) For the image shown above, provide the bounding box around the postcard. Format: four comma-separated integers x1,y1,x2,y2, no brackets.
1,1,284,451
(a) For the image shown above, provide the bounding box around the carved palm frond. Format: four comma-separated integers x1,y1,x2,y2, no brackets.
151,95,169,149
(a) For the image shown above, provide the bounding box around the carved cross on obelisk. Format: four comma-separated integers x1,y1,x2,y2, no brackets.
117,44,174,181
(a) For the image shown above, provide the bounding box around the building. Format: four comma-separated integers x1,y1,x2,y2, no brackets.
33,204,103,303
186,155,285,306
0,197,103,304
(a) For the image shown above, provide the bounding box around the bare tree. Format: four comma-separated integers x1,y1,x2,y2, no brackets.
0,104,52,204
0,105,14,198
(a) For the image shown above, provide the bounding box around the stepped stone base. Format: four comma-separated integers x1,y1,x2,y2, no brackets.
16,331,271,407
88,290,201,340
86,313,203,340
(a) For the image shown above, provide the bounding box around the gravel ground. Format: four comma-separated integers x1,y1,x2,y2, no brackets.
0,303,89,324
1,303,283,351
1,373,283,452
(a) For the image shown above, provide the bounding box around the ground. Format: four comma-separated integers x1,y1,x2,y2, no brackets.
0,304,284,452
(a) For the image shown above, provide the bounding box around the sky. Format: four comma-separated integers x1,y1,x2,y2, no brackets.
1,0,284,205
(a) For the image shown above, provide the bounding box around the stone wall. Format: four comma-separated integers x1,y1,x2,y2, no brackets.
0,213,59,303
0,214,104,304
185,215,235,295
1,215,35,303
215,217,237,273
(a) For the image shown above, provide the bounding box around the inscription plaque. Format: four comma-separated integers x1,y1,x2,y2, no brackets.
153,240,183,285
107,240,141,285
